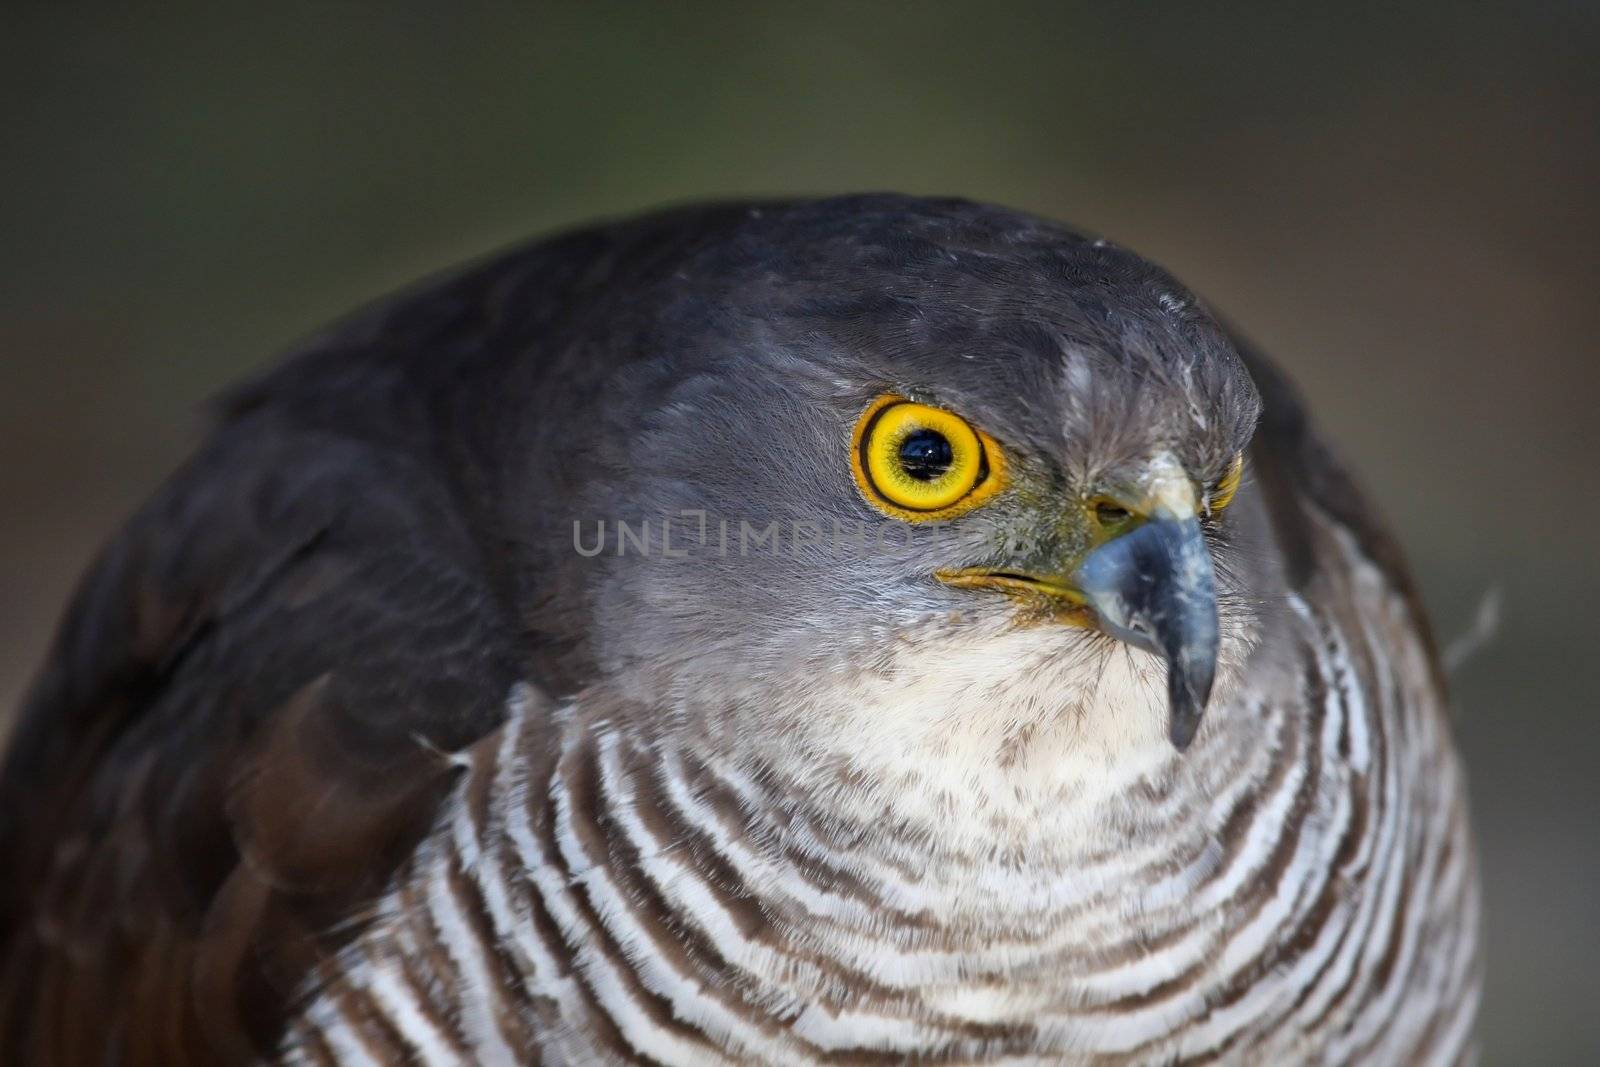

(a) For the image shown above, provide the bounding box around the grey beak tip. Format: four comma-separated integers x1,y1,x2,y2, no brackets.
1169,715,1201,752
1166,660,1213,751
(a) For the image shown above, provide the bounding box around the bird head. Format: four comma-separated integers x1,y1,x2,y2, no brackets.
545,197,1274,779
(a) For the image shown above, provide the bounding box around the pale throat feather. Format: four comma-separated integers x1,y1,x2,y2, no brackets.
695,612,1268,867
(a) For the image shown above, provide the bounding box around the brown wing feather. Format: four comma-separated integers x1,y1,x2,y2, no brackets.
0,202,769,1063
0,416,523,1063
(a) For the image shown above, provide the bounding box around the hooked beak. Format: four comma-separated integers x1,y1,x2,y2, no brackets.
1073,510,1218,750
937,454,1220,751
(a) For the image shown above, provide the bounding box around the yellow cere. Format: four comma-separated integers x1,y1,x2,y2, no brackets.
850,395,1007,521
1209,452,1245,514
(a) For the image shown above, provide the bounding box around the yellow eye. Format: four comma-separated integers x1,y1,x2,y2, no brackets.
1208,452,1245,514
850,395,1006,520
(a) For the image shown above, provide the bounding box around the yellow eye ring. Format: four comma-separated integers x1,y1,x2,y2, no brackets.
1208,452,1245,514
850,395,1007,521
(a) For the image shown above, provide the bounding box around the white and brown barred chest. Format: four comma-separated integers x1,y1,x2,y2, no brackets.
286,525,1480,1066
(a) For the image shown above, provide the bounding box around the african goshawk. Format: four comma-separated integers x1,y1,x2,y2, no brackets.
0,196,1481,1064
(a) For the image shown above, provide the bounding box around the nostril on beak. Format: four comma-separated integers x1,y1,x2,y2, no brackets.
1091,499,1133,528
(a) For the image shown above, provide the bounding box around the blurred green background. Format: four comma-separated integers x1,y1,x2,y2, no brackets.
2,3,1594,1061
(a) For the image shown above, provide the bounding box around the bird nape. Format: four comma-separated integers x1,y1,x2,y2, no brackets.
0,195,1480,1065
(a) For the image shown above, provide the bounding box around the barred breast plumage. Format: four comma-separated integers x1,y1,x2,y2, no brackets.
294,514,1479,1066
0,196,1480,1065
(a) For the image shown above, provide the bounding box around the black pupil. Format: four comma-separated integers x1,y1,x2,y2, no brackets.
898,429,954,480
